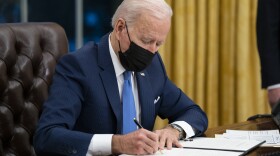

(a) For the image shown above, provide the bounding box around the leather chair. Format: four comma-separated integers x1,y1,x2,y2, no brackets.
0,22,68,156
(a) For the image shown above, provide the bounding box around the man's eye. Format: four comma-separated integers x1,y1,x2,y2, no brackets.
142,40,150,44
156,42,163,47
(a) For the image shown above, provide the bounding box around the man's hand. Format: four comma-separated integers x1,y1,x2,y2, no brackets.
112,129,159,155
268,88,280,108
154,126,183,150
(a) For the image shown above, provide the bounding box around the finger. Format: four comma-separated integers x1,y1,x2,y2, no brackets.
132,137,154,155
166,138,173,150
144,146,156,154
144,129,159,142
142,129,160,150
142,136,159,153
173,139,183,148
137,130,159,153
159,135,166,149
140,141,157,154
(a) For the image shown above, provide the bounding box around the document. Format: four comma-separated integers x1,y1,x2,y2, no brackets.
121,148,243,156
216,129,280,146
180,137,264,153
121,137,263,156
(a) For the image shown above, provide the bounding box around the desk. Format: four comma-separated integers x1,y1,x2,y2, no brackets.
204,117,280,156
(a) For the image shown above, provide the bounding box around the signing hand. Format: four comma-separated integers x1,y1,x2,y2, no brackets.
112,129,159,155
154,126,183,150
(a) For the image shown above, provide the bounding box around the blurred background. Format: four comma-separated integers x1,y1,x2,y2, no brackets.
0,0,122,51
0,0,269,129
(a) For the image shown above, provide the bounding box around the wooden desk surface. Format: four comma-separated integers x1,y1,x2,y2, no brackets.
204,117,280,156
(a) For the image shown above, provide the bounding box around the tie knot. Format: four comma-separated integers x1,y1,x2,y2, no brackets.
123,71,132,81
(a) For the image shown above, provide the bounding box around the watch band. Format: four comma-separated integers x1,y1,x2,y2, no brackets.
169,124,186,140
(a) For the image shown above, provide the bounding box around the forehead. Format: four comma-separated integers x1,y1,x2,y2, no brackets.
132,15,171,40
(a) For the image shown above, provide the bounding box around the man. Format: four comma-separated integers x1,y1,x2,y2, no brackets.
257,0,280,108
33,0,208,155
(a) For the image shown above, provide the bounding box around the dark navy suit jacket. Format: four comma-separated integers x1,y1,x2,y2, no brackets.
257,0,280,88
33,33,208,156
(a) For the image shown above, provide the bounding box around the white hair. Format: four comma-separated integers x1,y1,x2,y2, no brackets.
111,0,173,28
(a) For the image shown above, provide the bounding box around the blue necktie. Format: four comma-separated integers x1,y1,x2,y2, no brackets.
122,71,137,134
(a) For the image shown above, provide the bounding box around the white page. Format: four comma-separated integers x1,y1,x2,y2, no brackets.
223,129,280,143
226,129,279,135
120,148,243,156
180,137,264,152
222,134,276,143
215,133,280,147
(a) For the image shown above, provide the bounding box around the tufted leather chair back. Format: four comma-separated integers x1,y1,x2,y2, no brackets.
0,22,68,156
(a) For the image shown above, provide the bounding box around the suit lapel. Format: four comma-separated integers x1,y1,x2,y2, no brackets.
97,33,156,132
98,33,122,134
136,71,155,130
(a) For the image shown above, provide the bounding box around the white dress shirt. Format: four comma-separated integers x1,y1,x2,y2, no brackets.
268,84,280,90
86,35,195,155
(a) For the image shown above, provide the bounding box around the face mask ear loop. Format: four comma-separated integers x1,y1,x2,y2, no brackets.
118,40,122,52
125,22,132,42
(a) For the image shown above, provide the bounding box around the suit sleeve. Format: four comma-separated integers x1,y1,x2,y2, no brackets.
257,0,280,88
154,54,208,136
33,54,92,156
159,79,208,135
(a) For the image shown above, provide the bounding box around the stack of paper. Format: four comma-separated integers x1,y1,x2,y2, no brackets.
121,147,243,156
121,137,264,156
180,137,264,153
215,129,280,146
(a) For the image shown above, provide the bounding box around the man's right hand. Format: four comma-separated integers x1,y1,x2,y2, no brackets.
112,129,159,155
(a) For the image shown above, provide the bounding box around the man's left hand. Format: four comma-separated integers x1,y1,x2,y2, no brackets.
154,126,183,150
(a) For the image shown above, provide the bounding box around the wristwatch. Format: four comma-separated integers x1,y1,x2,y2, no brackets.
169,124,186,140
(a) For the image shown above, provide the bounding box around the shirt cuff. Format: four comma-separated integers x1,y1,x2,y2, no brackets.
86,134,113,156
267,84,280,90
172,121,195,138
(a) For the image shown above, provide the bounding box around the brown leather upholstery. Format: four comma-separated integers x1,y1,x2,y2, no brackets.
0,22,68,156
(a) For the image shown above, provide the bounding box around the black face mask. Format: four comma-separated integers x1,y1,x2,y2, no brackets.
118,23,155,72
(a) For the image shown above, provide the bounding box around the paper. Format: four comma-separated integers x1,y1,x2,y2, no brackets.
121,148,243,156
216,129,280,146
180,137,264,152
121,136,265,155
226,129,279,135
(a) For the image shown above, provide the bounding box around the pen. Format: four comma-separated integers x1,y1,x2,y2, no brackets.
133,118,163,154
184,138,193,141
133,118,143,128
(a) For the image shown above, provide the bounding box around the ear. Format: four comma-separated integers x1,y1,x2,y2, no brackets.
114,18,126,40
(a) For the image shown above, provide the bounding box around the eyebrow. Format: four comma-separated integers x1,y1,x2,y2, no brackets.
142,36,164,44
141,35,153,41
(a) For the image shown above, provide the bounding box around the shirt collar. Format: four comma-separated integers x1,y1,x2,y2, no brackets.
108,33,126,77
